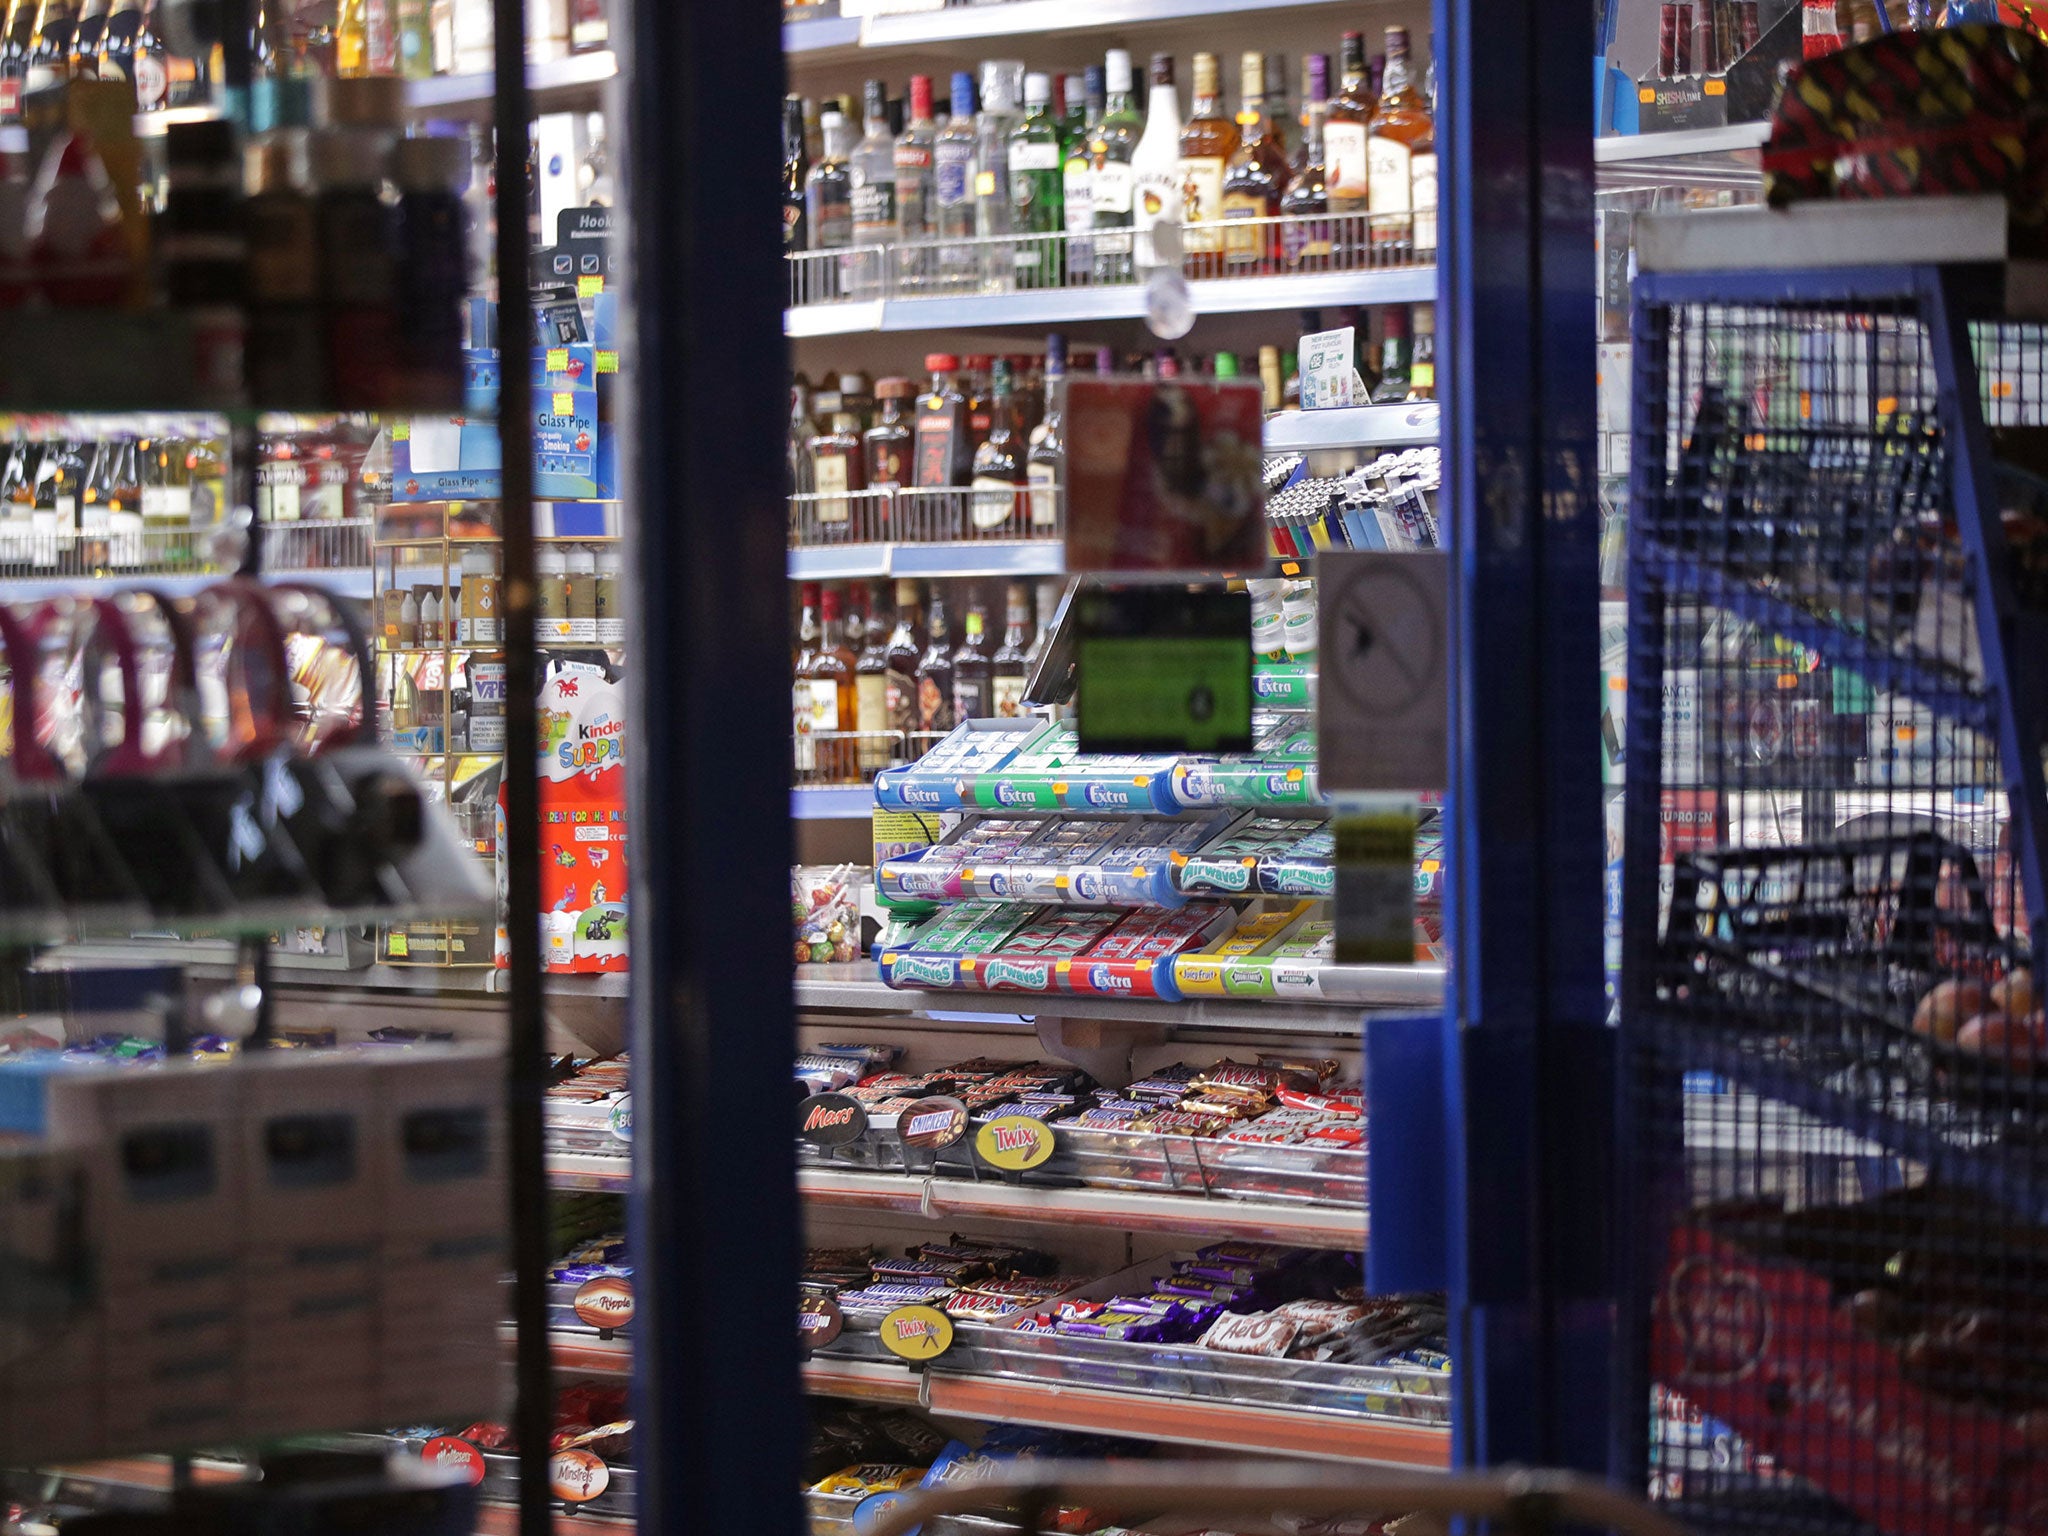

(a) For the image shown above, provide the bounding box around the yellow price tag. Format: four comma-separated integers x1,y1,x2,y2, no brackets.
553,391,575,415
545,347,571,373
577,274,604,297
975,171,997,197
974,1115,1054,1172
878,1304,954,1361
596,350,619,374
392,421,412,441
388,932,410,957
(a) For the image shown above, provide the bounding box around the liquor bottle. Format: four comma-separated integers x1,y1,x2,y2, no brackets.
963,353,993,443
1258,345,1282,410
1008,71,1061,289
104,434,139,567
75,438,110,570
393,0,428,77
1292,53,1326,174
1221,51,1288,270
851,78,897,250
1026,333,1064,533
1087,53,1138,284
912,352,971,497
974,60,1023,245
1279,53,1331,267
837,369,874,433
990,581,1033,717
808,410,865,543
793,583,821,774
1058,70,1085,143
1131,52,1181,270
1408,302,1435,401
1263,51,1291,163
933,71,977,283
94,0,132,82
854,580,894,769
1324,31,1372,232
915,585,955,735
803,109,853,253
1370,307,1411,403
334,0,364,72
1060,62,1102,286
1023,577,1058,669
68,0,102,75
782,94,809,252
0,0,28,119
809,585,858,779
970,358,1024,534
127,0,161,104
1368,25,1434,255
1177,52,1238,261
951,587,992,723
789,372,817,495
864,377,913,497
27,0,75,88
893,73,936,245
884,578,922,737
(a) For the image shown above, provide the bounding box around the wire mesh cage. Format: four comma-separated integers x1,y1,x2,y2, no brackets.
789,486,1064,549
1621,274,2048,1535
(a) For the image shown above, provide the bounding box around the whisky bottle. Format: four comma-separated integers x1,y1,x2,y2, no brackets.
1176,51,1238,261
1367,25,1434,257
950,587,992,723
883,578,923,737
969,358,1024,534
1279,56,1331,267
990,581,1032,717
1323,31,1372,232
1221,51,1288,270
915,586,955,735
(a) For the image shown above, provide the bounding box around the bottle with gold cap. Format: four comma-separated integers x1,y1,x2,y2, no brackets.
1176,50,1238,260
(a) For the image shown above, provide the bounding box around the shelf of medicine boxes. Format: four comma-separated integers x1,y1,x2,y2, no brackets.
785,216,1435,337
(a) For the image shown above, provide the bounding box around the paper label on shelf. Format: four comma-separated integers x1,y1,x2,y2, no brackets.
421,1437,486,1486
878,1303,955,1361
1299,327,1358,410
974,1114,1054,1171
572,1274,634,1332
1334,802,1417,965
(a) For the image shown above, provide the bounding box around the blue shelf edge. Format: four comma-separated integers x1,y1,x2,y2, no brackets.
792,785,875,820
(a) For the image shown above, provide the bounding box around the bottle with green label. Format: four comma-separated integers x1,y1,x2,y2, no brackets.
1009,71,1063,290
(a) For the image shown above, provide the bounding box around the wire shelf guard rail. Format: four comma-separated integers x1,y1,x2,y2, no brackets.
1620,258,2048,1533
787,211,1435,309
853,1463,1692,1536
790,487,1062,548
0,518,370,579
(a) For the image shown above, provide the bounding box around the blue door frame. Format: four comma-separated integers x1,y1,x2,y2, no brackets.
622,0,1612,1523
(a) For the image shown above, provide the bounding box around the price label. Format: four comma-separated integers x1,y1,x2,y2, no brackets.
420,1437,486,1486
549,1449,610,1503
553,391,576,415
974,1114,1054,1172
878,1303,954,1361
577,274,605,297
572,1274,634,1332
798,1091,869,1146
597,350,620,375
799,1292,845,1348
898,1095,967,1150
545,347,571,374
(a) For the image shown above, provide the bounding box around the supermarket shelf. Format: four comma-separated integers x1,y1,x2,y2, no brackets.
857,0,1356,46
789,540,1066,580
794,784,877,819
1593,123,1769,163
474,1505,635,1535
800,1165,1366,1247
549,1332,634,1379
0,566,373,601
785,266,1436,337
1262,403,1440,454
549,1151,633,1191
403,50,617,113
784,13,863,54
801,1356,1450,1468
795,961,1445,1022
32,944,631,999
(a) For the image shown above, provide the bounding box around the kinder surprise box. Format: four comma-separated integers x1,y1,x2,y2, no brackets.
498,657,627,974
